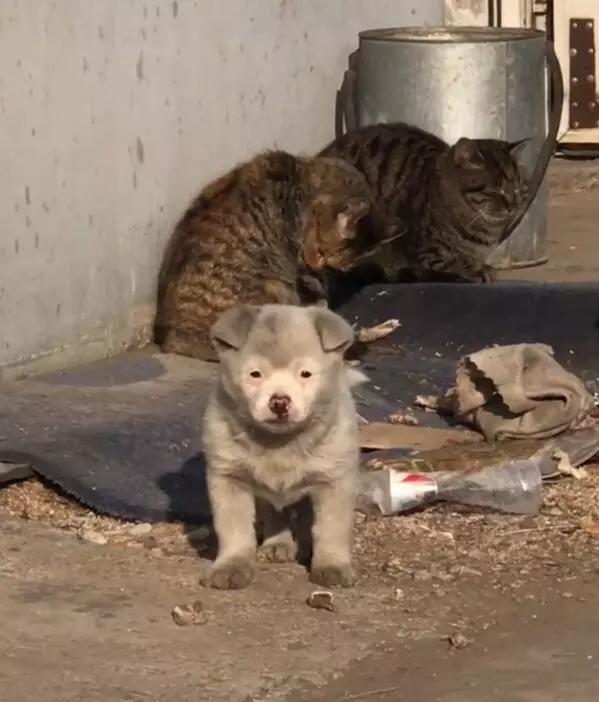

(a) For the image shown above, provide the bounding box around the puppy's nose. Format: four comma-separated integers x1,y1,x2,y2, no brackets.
268,394,291,418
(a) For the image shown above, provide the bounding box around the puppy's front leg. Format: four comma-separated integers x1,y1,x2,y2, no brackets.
310,478,357,588
207,472,256,590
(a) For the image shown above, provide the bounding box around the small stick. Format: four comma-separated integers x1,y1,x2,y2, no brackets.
498,524,576,537
338,685,403,701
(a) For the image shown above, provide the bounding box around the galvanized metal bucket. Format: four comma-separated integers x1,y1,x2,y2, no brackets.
335,27,564,270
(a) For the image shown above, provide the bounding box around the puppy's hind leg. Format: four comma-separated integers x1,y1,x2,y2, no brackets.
207,473,257,590
257,499,297,563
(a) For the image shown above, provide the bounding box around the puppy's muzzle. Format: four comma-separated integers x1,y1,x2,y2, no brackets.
268,394,291,421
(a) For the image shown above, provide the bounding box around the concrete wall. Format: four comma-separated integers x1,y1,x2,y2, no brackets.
0,0,443,376
444,0,532,27
444,0,488,26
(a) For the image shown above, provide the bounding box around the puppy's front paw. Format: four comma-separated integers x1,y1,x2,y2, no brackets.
208,557,255,590
310,563,356,588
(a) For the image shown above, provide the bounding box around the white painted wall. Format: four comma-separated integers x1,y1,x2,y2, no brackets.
0,0,443,376
444,0,535,29
444,0,488,26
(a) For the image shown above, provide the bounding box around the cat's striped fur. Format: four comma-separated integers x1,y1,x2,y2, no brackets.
154,151,371,360
319,122,528,283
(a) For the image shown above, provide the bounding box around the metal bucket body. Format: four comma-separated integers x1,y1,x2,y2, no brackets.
355,27,549,269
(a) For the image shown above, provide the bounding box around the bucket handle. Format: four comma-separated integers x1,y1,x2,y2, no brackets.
335,50,359,138
499,39,564,243
334,40,565,242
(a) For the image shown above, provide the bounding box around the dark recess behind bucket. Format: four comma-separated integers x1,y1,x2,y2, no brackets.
334,26,564,270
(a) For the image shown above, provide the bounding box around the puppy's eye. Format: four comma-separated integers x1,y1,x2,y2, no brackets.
300,370,312,379
249,370,262,379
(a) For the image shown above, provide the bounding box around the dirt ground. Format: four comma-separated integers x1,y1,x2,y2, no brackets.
500,159,599,283
1,158,599,702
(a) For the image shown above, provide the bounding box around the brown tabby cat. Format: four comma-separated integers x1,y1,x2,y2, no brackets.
154,151,371,360
319,122,529,283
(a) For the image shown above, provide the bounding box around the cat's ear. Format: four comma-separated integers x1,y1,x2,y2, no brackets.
453,138,483,169
309,307,354,353
210,305,258,354
508,138,529,158
336,197,371,239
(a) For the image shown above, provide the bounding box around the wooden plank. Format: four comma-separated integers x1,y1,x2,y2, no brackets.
359,422,480,451
569,18,597,129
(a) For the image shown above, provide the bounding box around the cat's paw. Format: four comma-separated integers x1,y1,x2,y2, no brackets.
207,556,255,590
310,563,356,588
479,266,497,283
258,539,297,563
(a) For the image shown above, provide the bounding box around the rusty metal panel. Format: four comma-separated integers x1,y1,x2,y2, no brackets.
569,18,597,129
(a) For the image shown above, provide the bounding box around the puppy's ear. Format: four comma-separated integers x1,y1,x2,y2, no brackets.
310,307,354,353
210,305,258,355
336,197,370,239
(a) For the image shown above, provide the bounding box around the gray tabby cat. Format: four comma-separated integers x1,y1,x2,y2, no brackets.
319,122,529,283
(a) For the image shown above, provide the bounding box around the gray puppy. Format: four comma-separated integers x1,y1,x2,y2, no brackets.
202,303,367,590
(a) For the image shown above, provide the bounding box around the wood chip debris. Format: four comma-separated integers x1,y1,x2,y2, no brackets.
414,394,443,412
579,515,599,536
171,601,207,627
388,411,420,426
78,529,108,546
445,632,472,649
393,587,405,601
128,522,153,536
553,450,589,480
306,590,336,612
356,319,400,344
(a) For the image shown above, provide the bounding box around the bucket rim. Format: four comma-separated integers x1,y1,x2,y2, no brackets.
359,26,546,44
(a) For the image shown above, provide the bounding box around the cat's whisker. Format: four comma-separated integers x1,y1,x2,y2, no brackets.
469,206,512,226
464,211,486,228
349,229,407,264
